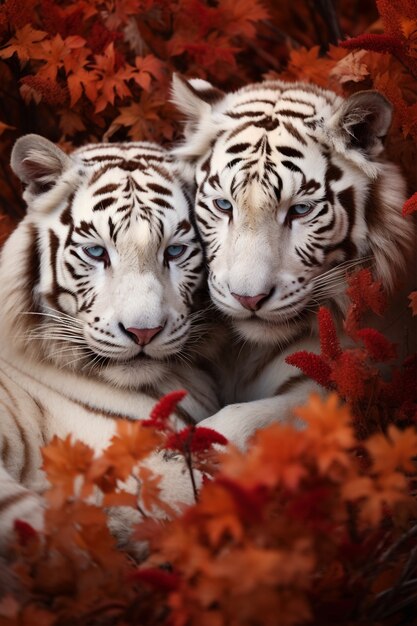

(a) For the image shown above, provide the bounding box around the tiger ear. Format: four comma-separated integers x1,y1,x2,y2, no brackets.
11,134,72,192
326,91,392,175
171,74,225,166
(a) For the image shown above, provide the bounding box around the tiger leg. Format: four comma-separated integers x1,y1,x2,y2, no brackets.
197,378,322,450
0,465,44,555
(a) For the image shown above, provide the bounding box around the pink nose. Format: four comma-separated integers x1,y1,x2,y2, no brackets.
126,326,163,346
231,292,269,311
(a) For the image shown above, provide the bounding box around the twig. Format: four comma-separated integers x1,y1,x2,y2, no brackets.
316,0,342,44
260,20,302,49
184,446,199,503
241,37,282,71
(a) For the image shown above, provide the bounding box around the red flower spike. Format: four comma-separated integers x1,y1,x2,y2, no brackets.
143,390,188,430
356,328,397,362
286,351,332,388
131,567,180,592
318,307,342,361
403,192,417,217
345,269,387,337
165,426,228,453
331,351,371,401
340,34,404,55
14,519,38,546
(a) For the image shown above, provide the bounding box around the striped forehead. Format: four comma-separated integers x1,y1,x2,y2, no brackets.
70,161,188,241
210,117,328,211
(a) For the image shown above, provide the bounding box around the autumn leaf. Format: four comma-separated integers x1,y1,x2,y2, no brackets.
366,425,417,474
0,24,47,63
218,0,269,39
97,420,162,482
294,393,354,473
93,42,133,113
330,50,370,84
42,435,94,504
37,33,86,80
131,54,166,90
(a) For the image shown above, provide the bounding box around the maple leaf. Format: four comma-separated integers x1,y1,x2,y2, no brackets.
131,54,166,91
59,109,86,136
104,0,144,30
218,0,269,39
137,465,177,517
0,24,47,63
330,50,370,84
287,45,338,87
222,424,309,491
42,435,94,505
38,33,86,81
294,393,354,473
93,42,132,113
96,420,162,482
366,425,417,474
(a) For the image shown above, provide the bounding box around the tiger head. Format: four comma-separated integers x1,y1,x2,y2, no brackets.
3,136,204,387
172,77,414,344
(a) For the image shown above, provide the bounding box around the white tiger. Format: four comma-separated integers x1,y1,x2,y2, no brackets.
0,135,220,554
172,77,416,447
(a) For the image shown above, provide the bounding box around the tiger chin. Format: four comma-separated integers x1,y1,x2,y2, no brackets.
0,136,220,557
171,76,416,447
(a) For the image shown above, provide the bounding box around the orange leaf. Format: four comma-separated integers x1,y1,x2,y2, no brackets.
366,425,417,474
0,24,47,63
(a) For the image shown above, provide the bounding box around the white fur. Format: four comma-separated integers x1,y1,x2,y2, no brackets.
0,137,220,554
173,79,417,447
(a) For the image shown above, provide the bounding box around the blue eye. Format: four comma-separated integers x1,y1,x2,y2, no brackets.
165,244,187,260
84,245,108,261
288,203,313,219
214,198,233,213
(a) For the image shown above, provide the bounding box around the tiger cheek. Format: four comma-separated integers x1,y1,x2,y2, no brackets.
58,292,78,316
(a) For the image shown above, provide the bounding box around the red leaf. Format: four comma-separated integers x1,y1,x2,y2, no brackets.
286,351,332,388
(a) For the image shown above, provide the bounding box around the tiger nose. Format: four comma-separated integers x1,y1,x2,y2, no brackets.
122,325,164,346
231,292,271,311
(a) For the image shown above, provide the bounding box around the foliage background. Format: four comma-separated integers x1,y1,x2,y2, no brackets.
0,1,417,625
